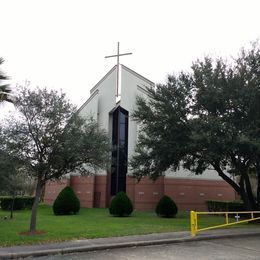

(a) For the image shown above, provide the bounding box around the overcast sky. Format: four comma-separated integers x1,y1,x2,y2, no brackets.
1,0,260,113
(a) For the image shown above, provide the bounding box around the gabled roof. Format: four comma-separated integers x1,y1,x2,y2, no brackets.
77,89,99,115
90,65,117,94
77,64,154,114
77,65,117,114
121,64,155,86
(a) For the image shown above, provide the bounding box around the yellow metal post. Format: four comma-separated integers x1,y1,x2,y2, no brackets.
225,213,229,224
190,211,197,237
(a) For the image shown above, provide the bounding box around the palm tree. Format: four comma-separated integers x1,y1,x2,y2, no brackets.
0,85,12,103
0,57,12,103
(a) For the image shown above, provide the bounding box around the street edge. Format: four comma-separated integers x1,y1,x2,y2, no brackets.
1,231,260,259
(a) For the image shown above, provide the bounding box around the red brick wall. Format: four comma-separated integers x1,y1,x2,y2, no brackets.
126,176,135,206
126,176,235,211
44,175,236,211
164,178,236,211
127,176,164,210
44,179,70,205
94,175,107,208
70,176,95,208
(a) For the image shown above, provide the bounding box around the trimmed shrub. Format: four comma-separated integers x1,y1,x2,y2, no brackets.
206,200,245,212
156,195,178,218
109,192,133,217
53,187,80,215
0,196,34,210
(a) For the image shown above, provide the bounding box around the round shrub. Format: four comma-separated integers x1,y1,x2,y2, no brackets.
109,192,133,217
53,187,80,215
155,195,178,218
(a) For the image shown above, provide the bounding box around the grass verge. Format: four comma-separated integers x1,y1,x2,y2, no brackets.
0,204,256,247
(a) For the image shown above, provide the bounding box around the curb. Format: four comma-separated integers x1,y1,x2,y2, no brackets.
1,231,260,259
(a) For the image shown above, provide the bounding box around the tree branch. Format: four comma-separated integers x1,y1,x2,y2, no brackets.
212,161,241,194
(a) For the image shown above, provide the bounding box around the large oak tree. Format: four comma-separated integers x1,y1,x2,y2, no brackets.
131,43,260,210
0,86,109,232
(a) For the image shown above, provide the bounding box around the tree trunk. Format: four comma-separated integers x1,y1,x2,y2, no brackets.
256,161,260,209
239,175,254,210
40,183,46,202
29,179,43,233
239,175,247,208
213,161,257,210
10,193,15,219
237,161,256,210
242,169,256,210
213,162,241,193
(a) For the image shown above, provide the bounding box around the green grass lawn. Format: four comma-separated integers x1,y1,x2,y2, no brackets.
0,204,256,247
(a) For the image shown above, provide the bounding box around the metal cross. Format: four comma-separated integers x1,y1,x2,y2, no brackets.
105,42,132,97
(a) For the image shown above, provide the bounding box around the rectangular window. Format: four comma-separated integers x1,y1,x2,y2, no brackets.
111,106,128,195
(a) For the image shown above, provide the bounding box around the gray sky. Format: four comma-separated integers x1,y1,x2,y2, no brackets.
1,0,260,112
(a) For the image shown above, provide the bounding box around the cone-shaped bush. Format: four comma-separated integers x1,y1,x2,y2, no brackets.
155,195,178,218
53,186,80,215
109,191,133,217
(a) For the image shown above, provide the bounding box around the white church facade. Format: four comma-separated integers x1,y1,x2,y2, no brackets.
44,64,236,210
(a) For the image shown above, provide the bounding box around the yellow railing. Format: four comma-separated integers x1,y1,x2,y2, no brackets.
190,210,260,237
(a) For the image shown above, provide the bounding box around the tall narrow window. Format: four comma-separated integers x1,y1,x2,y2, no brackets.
111,106,129,195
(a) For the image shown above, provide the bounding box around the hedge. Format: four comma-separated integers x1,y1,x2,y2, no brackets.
206,200,245,212
0,196,34,211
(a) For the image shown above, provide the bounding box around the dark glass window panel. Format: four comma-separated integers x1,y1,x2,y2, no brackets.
119,111,126,143
110,106,128,196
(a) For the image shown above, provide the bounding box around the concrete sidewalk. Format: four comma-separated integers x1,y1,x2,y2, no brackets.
0,228,260,259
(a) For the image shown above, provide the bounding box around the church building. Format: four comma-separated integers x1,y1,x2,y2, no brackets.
44,47,236,210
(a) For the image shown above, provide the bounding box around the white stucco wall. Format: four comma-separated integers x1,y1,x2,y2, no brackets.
78,66,117,131
165,166,223,180
76,66,118,176
95,68,117,131
77,64,226,181
120,65,154,161
78,90,99,121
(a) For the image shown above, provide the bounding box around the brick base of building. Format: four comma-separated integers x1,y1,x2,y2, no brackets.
44,175,236,211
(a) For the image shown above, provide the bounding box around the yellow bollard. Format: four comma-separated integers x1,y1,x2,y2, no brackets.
225,213,229,224
190,211,197,237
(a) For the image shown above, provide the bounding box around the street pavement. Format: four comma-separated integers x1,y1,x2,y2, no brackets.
37,235,260,260
0,228,259,259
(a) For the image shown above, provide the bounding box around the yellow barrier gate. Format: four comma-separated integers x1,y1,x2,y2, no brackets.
190,211,260,237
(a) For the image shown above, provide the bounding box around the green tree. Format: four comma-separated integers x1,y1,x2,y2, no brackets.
0,57,12,103
0,152,28,219
0,86,109,233
131,42,260,210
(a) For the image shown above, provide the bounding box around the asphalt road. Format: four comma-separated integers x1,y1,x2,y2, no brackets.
37,235,260,260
